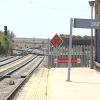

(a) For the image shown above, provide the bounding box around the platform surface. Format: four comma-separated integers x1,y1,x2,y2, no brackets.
47,67,100,100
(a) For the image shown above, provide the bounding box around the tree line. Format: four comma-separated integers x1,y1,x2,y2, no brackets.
0,30,14,55
60,34,94,40
60,34,95,46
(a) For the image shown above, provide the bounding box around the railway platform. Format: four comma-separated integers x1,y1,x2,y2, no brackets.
12,67,100,100
47,67,100,100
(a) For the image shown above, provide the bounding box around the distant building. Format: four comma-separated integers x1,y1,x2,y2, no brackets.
12,38,48,49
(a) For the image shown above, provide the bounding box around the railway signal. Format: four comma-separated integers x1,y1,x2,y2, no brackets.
4,26,8,36
4,26,8,55
50,34,63,67
50,34,63,48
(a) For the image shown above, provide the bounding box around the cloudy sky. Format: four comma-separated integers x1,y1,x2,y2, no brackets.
0,0,93,38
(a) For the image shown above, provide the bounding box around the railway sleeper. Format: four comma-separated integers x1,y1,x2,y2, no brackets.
3,75,27,78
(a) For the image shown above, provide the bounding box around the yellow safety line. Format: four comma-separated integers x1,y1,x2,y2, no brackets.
47,70,52,100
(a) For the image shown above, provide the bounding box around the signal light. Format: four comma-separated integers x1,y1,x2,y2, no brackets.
4,26,7,36
5,37,7,41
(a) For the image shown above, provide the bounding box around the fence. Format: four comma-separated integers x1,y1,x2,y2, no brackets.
48,45,94,67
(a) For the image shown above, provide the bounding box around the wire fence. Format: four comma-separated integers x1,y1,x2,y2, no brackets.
48,45,95,67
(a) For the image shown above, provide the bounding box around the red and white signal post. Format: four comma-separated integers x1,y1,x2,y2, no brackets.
50,34,63,67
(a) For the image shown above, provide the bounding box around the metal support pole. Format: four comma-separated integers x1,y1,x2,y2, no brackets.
90,5,94,69
88,1,95,68
48,39,50,67
51,46,53,67
56,47,58,68
67,18,73,82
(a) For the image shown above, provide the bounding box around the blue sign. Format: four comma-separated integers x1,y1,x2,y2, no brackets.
74,18,100,29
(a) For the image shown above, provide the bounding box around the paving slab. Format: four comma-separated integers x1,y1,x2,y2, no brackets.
47,68,100,100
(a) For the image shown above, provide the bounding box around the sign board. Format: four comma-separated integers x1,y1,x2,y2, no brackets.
54,58,81,64
51,34,63,48
74,18,100,29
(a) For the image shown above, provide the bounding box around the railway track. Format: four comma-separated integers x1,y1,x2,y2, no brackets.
0,56,14,62
0,55,33,74
0,54,37,80
0,56,24,67
0,54,45,100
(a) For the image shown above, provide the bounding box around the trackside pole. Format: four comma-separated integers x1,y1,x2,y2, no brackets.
48,39,50,66
67,18,73,82
56,48,57,67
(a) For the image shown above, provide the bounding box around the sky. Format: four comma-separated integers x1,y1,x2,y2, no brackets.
0,0,94,39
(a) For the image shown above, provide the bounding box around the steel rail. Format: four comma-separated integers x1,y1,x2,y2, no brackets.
0,56,14,62
0,56,24,67
0,55,37,80
2,56,45,100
